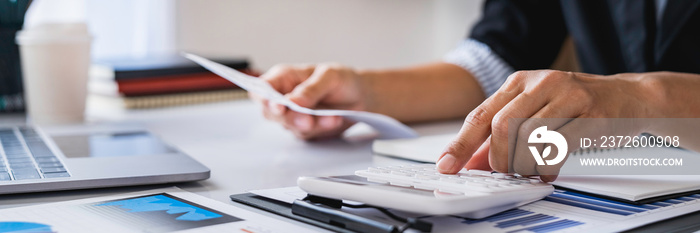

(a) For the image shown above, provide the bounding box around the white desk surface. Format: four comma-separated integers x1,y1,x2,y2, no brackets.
0,99,462,229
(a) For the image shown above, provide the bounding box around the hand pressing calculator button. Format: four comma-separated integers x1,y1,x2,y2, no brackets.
298,164,554,218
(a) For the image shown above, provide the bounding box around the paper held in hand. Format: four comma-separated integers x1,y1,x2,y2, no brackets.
184,53,418,139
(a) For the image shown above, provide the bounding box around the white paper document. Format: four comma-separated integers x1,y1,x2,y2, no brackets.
0,187,319,233
185,53,418,139
372,133,456,162
251,186,700,232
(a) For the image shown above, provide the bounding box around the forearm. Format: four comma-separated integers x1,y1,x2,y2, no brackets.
640,72,700,152
357,62,485,123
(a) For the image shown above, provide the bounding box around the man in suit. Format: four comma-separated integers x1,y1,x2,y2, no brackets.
253,0,700,181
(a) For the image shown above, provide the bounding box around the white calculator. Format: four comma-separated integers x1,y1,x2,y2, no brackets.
298,164,554,219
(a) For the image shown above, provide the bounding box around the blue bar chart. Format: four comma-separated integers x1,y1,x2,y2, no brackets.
85,193,242,233
0,222,53,233
440,190,700,232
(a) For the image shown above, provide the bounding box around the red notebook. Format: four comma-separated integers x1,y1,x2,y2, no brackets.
114,69,260,97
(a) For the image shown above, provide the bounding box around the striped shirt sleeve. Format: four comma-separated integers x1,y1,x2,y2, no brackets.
444,39,515,97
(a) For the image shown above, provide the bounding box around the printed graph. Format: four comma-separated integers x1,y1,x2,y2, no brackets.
97,194,223,221
458,189,700,232
84,193,242,233
0,222,53,233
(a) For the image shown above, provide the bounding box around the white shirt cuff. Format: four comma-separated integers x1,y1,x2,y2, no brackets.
444,39,515,97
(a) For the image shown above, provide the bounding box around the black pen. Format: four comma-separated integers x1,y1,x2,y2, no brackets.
292,199,402,233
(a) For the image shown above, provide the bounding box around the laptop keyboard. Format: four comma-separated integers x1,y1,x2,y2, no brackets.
0,127,70,181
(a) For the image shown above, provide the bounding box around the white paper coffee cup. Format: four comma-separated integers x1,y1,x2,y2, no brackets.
16,23,92,125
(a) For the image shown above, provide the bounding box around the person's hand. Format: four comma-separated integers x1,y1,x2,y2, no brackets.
251,63,370,140
437,70,662,182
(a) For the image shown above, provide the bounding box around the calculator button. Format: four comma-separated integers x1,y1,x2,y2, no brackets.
391,171,415,177
413,184,436,190
440,177,466,184
355,164,553,195
438,174,460,178
390,181,411,187
416,174,439,180
465,170,492,176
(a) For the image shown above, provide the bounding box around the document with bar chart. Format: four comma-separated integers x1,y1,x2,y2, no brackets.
251,186,700,232
0,187,313,233
425,189,700,232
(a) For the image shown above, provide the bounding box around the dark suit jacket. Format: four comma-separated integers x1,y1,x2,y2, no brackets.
469,0,700,75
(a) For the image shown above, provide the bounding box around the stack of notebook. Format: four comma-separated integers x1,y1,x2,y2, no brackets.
88,55,258,109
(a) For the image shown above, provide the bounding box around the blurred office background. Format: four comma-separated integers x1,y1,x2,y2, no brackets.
26,0,483,70
5,0,485,112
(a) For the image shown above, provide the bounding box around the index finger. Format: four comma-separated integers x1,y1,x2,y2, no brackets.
260,64,315,94
438,89,519,173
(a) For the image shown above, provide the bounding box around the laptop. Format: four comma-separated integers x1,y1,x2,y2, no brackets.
0,119,210,195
